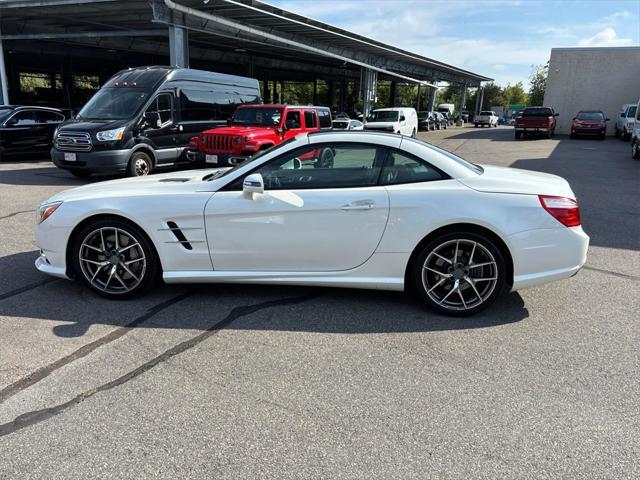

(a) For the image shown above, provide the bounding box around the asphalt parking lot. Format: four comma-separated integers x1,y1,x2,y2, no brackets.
1,126,639,478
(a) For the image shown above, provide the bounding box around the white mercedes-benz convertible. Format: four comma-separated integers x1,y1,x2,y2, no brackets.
35,131,589,316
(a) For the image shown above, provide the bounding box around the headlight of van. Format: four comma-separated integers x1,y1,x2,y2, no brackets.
96,127,125,142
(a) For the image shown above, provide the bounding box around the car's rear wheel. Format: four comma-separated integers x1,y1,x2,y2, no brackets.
72,218,159,299
412,232,506,316
128,151,153,177
632,139,640,160
515,131,521,139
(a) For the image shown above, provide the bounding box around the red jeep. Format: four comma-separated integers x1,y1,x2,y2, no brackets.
188,104,332,166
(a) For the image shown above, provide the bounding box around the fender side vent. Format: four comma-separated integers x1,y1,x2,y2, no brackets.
166,221,193,250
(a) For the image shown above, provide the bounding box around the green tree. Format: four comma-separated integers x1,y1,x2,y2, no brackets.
480,82,506,110
528,63,548,106
503,82,528,107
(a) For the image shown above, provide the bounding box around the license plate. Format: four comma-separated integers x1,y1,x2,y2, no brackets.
64,152,77,162
205,154,218,164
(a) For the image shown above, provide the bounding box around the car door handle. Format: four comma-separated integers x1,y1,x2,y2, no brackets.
341,200,375,210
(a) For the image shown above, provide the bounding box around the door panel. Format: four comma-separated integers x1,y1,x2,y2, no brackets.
205,187,389,271
141,94,178,163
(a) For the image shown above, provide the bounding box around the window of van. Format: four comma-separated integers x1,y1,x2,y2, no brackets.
180,89,260,122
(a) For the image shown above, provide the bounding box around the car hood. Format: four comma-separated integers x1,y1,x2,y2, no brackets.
202,125,279,137
58,118,128,132
46,169,228,203
458,165,575,198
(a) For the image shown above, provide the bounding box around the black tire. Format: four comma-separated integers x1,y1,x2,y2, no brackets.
622,130,631,142
128,151,153,177
443,124,447,130
71,217,160,299
315,147,334,168
474,124,478,128
632,140,640,160
614,127,620,138
570,133,576,139
412,231,506,316
69,169,92,178
515,131,521,139
599,134,606,141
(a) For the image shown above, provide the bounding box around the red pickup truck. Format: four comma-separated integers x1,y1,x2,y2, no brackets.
188,104,332,166
514,107,559,139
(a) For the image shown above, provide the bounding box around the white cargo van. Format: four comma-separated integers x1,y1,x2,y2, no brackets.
364,107,418,137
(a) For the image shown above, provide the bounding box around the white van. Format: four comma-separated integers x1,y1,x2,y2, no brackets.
364,107,418,136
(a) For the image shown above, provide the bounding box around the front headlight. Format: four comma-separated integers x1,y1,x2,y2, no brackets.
36,201,63,224
96,127,125,142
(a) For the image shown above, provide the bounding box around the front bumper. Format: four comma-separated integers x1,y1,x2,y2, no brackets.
572,127,605,136
188,150,249,166
51,148,130,173
509,226,589,291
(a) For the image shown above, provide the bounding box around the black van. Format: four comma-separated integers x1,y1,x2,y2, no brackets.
51,66,261,177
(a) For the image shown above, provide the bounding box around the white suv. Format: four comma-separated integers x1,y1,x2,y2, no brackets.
474,111,498,128
615,103,637,141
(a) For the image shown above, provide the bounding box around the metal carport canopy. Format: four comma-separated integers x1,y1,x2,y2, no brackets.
0,0,491,87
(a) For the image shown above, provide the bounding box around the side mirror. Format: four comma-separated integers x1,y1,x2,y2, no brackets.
144,111,161,128
243,173,264,194
605,118,610,122
399,116,406,122
553,113,559,117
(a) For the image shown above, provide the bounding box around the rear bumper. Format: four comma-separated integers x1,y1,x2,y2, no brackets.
509,226,589,291
51,148,130,173
515,126,551,133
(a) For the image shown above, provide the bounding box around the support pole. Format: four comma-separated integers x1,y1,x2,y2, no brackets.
427,86,437,112
263,78,269,103
361,68,377,119
389,81,397,107
474,86,482,116
168,25,189,68
0,25,9,105
312,79,317,105
416,84,421,111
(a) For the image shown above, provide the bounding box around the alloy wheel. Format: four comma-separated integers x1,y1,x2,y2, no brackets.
78,227,147,294
134,157,150,176
421,239,498,312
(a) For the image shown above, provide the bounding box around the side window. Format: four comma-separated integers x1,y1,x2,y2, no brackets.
146,94,173,125
252,143,385,190
318,110,332,129
9,110,35,125
36,111,64,123
304,110,317,129
180,90,217,122
380,150,444,185
285,111,301,129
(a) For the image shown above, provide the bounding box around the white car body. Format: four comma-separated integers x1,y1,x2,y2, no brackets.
475,111,499,127
35,132,589,311
364,108,418,136
615,103,636,140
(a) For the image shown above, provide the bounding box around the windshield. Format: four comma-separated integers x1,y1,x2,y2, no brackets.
368,111,399,122
576,112,604,121
77,88,151,120
627,106,637,118
523,107,553,117
0,108,14,123
232,107,283,126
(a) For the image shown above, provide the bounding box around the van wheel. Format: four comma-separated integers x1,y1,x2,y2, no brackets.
632,140,640,160
128,151,153,177
515,131,521,139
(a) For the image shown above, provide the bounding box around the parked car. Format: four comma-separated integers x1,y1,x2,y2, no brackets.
570,111,609,140
474,110,498,128
615,103,636,141
189,105,332,167
0,106,65,161
50,66,261,178
35,131,589,316
417,111,434,131
630,98,640,160
437,104,455,125
364,107,418,136
460,111,470,122
509,111,523,126
433,112,448,130
332,118,364,130
514,106,558,139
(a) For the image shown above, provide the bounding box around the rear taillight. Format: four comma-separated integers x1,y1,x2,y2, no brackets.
539,195,581,227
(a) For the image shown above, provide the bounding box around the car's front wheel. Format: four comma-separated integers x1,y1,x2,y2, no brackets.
632,139,640,160
128,151,153,177
412,232,506,316
72,218,160,299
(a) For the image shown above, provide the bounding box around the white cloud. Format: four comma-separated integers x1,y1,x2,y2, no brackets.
577,27,634,47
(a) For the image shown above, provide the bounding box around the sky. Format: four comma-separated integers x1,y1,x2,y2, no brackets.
267,0,640,88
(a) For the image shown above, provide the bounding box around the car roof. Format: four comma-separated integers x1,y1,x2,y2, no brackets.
4,105,64,112
373,107,415,112
238,104,329,110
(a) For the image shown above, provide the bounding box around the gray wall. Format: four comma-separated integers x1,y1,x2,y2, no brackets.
544,47,640,135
